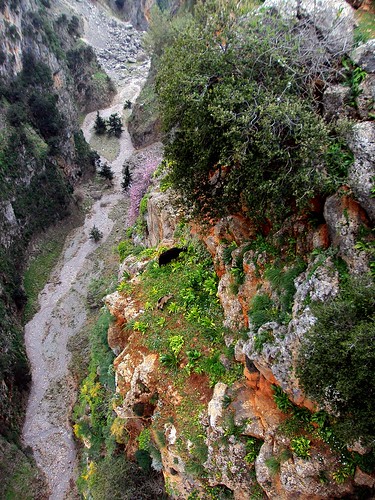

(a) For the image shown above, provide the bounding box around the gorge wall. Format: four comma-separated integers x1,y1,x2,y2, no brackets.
0,0,114,492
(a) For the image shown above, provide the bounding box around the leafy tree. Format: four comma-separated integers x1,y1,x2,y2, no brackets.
155,0,344,222
28,92,61,139
107,113,123,137
122,162,132,191
296,275,375,446
93,111,107,135
6,103,27,127
98,162,114,183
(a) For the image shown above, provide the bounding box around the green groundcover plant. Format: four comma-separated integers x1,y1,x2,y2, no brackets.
297,275,375,447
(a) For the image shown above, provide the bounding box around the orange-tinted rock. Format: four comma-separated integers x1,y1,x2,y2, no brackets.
312,223,330,249
244,367,260,388
253,361,278,387
104,291,143,328
354,467,375,488
324,193,371,272
107,323,127,354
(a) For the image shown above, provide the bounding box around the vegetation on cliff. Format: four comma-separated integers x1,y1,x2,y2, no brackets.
121,0,375,496
297,274,375,446
154,0,352,222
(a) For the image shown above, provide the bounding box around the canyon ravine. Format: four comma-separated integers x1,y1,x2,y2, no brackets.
22,1,154,498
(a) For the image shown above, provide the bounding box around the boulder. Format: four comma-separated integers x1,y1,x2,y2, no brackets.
347,122,375,223
145,187,180,247
256,437,354,499
351,39,375,73
323,84,352,120
243,257,339,404
104,290,143,327
217,273,244,329
207,382,227,431
262,0,355,54
324,193,371,272
118,254,150,280
357,74,375,120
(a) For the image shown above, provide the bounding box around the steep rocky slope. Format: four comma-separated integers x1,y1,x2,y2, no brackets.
99,1,375,498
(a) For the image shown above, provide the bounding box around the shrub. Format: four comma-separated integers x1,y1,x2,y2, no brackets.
254,329,274,353
200,352,226,387
138,428,151,451
6,103,27,127
155,1,342,222
67,15,80,36
28,92,61,139
222,242,237,265
342,58,367,108
272,385,293,413
297,275,375,446
249,293,276,330
265,260,306,318
290,437,311,459
74,131,97,172
88,455,163,498
21,53,53,87
89,226,103,242
244,437,263,464
265,456,280,476
110,417,129,444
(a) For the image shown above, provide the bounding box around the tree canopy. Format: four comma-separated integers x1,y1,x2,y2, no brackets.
155,0,346,222
297,276,375,446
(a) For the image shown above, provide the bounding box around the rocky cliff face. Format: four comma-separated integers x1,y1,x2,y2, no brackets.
104,1,375,498
104,0,155,30
0,0,113,442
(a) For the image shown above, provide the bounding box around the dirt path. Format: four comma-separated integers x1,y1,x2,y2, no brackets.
22,2,156,499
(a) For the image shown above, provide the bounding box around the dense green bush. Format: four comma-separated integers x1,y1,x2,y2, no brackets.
20,53,53,87
297,275,375,446
6,103,27,127
87,455,164,499
155,0,346,222
29,93,61,139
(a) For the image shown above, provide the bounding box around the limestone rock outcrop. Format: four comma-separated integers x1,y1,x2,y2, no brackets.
347,121,375,223
262,0,355,54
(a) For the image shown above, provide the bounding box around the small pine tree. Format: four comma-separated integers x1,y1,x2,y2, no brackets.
99,162,114,183
122,162,132,191
94,111,107,135
107,113,123,137
89,226,103,242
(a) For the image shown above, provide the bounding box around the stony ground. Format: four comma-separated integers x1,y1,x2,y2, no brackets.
22,2,160,498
